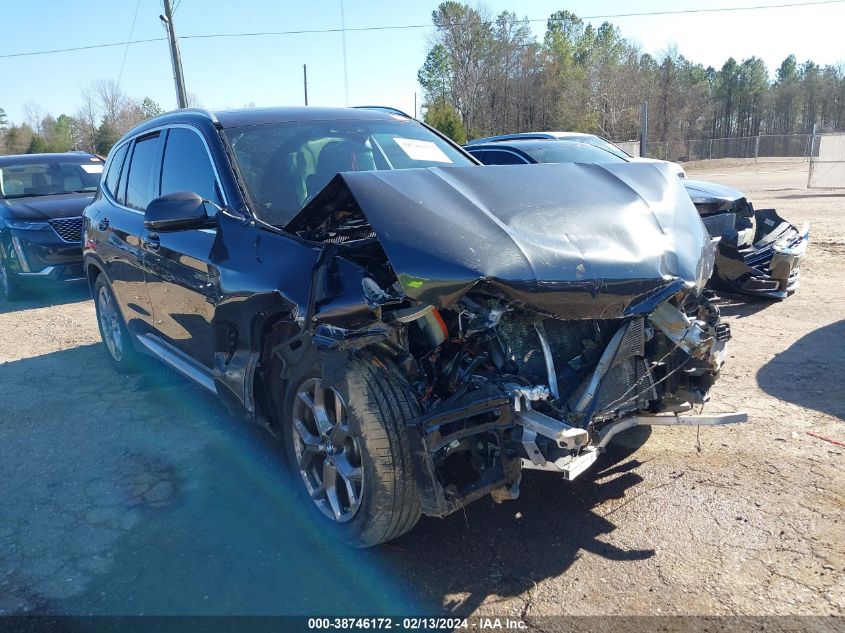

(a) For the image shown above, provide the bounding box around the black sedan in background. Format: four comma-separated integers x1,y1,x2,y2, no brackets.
466,139,808,299
0,152,103,300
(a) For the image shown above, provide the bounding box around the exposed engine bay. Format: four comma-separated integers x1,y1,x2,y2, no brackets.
277,163,747,517
684,179,809,299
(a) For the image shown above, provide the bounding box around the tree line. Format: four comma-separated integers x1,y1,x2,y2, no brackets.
0,80,168,157
419,2,845,144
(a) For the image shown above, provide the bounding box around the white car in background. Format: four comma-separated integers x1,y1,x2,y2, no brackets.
467,131,687,178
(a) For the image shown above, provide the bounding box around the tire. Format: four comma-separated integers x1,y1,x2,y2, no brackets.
93,275,140,373
0,255,21,301
278,357,422,547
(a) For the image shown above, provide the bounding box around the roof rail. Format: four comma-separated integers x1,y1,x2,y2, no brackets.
352,105,413,118
468,133,559,145
160,107,219,124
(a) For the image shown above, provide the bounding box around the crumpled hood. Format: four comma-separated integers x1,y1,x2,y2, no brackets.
682,179,744,204
1,192,94,221
289,162,715,320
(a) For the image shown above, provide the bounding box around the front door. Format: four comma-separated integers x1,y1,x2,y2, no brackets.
142,127,224,369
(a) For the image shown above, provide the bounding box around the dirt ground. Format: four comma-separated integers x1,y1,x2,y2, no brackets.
0,159,843,621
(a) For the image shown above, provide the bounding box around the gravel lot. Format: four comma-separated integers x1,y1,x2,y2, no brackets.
1,159,843,619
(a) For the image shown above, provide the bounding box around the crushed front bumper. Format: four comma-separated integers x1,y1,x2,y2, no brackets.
405,297,746,516
711,209,809,299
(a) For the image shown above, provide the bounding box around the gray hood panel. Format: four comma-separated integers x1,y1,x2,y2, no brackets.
288,163,715,319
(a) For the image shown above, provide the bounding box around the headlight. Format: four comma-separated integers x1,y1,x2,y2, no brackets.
7,220,49,230
10,237,31,272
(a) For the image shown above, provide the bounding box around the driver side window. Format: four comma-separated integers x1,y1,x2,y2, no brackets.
160,127,222,210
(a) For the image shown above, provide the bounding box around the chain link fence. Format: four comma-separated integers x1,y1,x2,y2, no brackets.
808,134,845,188
614,134,814,162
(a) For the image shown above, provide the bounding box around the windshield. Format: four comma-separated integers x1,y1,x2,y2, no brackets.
224,118,473,225
570,135,632,160
0,159,103,199
524,142,629,165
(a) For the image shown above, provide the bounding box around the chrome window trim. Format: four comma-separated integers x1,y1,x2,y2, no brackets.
101,140,131,203
99,123,227,224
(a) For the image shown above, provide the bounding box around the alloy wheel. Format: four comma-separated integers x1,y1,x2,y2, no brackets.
97,285,123,361
0,260,10,298
291,378,364,523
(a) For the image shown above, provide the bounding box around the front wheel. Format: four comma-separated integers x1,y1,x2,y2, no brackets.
0,255,21,301
93,275,140,373
278,358,422,547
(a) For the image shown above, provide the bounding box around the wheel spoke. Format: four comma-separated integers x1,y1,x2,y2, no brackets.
293,418,322,469
330,423,350,445
334,391,344,423
342,476,360,510
297,391,315,413
293,418,320,446
333,453,362,483
312,386,334,437
322,460,343,520
298,444,321,470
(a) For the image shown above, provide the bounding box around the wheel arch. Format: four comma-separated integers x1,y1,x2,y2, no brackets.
83,255,109,295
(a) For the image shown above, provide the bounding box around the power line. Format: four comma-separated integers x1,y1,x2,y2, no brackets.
1,0,843,60
0,37,165,59
116,0,142,87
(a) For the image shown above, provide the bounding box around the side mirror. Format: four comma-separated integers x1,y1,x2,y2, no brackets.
144,191,212,232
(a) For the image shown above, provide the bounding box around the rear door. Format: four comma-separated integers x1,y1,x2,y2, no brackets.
95,134,160,333
142,126,223,369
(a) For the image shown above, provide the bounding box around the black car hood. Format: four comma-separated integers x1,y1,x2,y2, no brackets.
288,163,715,320
1,192,95,221
682,179,744,204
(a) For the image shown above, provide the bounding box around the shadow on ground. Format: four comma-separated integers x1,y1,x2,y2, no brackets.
757,319,845,421
776,191,845,200
0,284,90,315
379,427,654,615
0,343,654,616
714,291,774,318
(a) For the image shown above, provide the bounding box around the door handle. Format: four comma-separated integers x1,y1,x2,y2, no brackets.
142,232,160,251
98,217,109,231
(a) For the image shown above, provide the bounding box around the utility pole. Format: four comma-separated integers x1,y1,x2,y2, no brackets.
639,100,648,158
340,0,349,105
303,64,309,106
161,0,188,109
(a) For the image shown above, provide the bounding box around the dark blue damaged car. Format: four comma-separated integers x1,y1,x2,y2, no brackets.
83,107,744,547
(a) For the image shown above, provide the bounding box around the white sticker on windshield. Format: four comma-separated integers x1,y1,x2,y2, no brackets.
81,164,104,174
394,138,452,163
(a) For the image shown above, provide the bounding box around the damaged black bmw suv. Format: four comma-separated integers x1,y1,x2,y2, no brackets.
84,107,745,547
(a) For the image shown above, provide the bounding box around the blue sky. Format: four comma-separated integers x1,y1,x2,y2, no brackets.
2,0,844,123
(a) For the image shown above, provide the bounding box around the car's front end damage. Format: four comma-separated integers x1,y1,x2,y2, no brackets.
280,163,746,517
684,179,809,299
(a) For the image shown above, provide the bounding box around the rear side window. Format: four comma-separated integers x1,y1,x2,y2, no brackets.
477,149,528,165
125,133,162,211
160,128,222,208
103,143,129,199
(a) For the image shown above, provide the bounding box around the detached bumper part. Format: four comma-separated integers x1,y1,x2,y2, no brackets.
518,410,748,480
713,209,809,299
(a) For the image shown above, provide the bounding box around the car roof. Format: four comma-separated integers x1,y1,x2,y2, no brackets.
129,106,406,131
465,139,599,152
113,106,420,148
0,152,102,167
352,105,413,118
468,131,599,144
